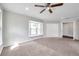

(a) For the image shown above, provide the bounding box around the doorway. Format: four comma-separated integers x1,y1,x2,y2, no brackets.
63,22,73,39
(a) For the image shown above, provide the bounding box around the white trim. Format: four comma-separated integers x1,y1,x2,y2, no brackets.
3,36,44,47
0,45,3,55
0,8,3,55
61,20,79,40
28,20,43,37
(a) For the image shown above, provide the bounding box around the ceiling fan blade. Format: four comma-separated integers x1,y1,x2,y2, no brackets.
46,3,51,7
40,9,46,13
51,3,63,7
35,5,46,7
49,9,53,13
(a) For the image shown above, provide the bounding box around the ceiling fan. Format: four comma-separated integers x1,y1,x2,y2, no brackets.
35,3,63,14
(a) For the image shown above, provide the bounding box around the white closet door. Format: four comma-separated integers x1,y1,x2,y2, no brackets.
63,23,73,37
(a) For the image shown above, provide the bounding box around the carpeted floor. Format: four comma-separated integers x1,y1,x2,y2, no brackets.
1,37,79,56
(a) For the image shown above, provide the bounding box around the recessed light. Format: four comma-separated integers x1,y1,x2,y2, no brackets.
25,7,29,10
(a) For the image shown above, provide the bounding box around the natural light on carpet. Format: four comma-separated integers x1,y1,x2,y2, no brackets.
10,43,19,50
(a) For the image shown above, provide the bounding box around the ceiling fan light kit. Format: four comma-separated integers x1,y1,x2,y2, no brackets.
35,3,63,14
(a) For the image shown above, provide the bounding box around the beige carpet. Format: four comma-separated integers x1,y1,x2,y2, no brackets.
1,37,79,56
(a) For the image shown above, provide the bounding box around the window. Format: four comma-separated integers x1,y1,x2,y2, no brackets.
29,20,43,37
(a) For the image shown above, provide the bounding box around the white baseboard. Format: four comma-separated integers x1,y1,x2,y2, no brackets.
3,36,44,47
3,36,63,48
44,35,61,38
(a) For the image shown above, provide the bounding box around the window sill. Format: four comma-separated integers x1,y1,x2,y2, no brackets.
28,34,43,38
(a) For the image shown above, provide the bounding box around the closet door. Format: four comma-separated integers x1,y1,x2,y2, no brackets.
63,22,73,38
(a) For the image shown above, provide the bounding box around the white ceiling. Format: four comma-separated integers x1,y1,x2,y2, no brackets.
0,3,79,21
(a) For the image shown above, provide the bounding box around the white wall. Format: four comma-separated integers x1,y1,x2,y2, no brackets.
45,23,60,37
0,12,2,46
3,10,44,47
63,22,73,37
0,8,3,54
75,21,79,40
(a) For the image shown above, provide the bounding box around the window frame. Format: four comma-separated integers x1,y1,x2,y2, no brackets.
28,20,43,37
